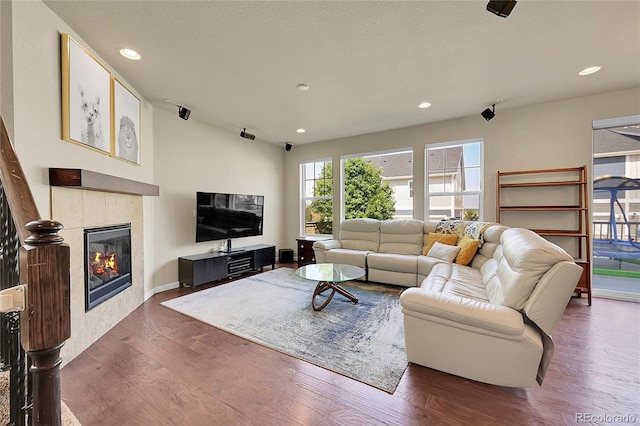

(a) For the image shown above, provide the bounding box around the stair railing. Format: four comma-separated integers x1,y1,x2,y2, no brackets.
0,116,71,426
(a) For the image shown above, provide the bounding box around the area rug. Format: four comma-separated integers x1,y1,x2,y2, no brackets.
161,268,408,393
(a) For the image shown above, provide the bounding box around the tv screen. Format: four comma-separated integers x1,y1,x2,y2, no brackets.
196,192,264,243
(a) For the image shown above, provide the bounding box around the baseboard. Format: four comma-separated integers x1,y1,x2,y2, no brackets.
144,281,180,301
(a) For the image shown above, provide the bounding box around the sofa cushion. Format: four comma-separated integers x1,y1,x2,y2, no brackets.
378,219,424,255
422,232,458,255
367,252,418,273
455,235,480,266
325,248,369,268
484,228,574,310
427,242,460,263
339,218,380,252
470,225,509,269
417,255,446,280
420,263,488,302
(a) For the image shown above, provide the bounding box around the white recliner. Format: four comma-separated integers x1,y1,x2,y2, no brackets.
367,219,424,287
317,218,380,279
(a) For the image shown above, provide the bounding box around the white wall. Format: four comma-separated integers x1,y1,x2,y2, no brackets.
4,0,286,298
283,88,640,249
0,0,162,363
0,0,14,135
8,1,157,297
151,107,284,288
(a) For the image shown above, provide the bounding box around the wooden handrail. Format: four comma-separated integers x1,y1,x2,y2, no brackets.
1,115,70,425
0,117,41,243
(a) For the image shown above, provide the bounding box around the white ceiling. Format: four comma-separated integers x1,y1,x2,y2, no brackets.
43,1,640,145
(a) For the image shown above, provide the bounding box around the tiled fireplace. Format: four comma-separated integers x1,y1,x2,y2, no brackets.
49,168,158,365
51,187,146,366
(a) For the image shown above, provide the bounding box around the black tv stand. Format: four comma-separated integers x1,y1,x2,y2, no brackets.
178,244,276,288
224,238,249,254
223,248,246,254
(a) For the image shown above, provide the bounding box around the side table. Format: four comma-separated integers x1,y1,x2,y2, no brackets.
296,236,330,267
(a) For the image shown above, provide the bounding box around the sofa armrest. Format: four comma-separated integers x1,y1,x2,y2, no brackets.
523,260,583,336
312,239,342,250
312,239,342,264
400,288,524,336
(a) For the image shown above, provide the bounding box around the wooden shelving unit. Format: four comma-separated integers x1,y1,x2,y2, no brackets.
497,166,591,305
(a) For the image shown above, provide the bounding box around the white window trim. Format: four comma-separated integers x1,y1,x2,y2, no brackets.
593,114,640,130
300,158,333,236
340,148,413,223
425,138,484,221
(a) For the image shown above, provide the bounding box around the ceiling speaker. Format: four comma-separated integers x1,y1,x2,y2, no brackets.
240,128,256,140
486,0,517,18
178,106,191,120
481,105,496,121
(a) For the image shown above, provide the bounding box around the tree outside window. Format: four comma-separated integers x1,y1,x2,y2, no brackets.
304,156,402,235
302,159,332,235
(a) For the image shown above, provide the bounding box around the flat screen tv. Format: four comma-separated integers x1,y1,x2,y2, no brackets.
196,192,264,243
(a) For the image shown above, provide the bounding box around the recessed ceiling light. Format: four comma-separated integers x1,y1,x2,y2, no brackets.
297,83,310,91
579,66,601,76
119,48,141,60
296,128,306,133
418,102,432,109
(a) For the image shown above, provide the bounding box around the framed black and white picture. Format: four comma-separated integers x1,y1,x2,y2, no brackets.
113,78,141,164
61,33,111,154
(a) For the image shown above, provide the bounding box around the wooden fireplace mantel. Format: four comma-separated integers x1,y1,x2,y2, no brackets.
49,168,159,196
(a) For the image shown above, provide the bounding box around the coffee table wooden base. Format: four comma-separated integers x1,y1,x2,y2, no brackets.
312,281,359,311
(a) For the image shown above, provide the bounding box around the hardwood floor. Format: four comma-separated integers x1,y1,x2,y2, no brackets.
61,264,640,425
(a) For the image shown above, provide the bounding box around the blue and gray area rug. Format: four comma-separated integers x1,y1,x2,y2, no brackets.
161,267,408,393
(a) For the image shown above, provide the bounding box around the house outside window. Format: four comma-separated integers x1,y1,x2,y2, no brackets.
301,159,333,235
341,149,414,221
425,139,482,221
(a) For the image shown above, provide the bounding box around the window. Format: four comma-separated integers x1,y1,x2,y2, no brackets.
591,115,640,300
301,159,333,235
425,139,482,221
341,149,413,220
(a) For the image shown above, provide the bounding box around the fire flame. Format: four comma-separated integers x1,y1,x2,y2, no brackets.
91,251,118,278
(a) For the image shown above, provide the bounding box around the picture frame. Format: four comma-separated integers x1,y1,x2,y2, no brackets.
112,78,141,164
61,33,111,154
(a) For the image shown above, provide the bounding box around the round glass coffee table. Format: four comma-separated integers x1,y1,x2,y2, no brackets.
295,263,366,311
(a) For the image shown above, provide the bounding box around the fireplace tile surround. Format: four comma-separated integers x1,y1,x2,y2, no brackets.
51,186,145,366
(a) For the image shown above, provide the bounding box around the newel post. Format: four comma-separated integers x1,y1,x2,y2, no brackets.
19,220,70,426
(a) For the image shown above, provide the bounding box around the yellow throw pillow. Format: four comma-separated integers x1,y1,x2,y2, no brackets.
423,233,459,256
455,235,480,265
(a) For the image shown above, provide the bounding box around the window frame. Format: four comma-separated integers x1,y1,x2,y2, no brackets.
340,147,414,222
300,158,333,237
424,138,484,222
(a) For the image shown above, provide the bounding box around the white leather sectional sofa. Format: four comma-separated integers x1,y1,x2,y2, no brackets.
312,218,583,387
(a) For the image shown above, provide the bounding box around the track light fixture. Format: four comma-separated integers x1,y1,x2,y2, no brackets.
178,106,191,120
486,0,517,18
481,104,496,121
240,128,256,140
